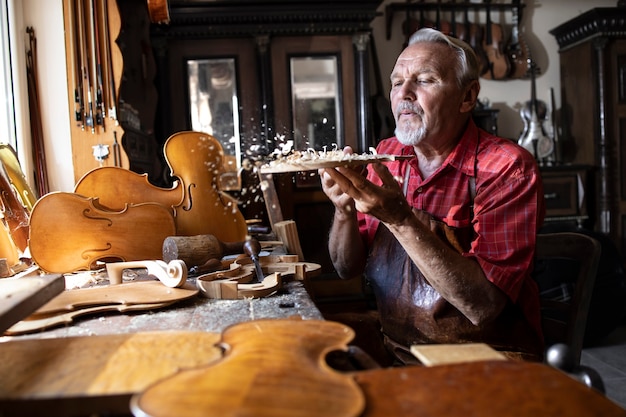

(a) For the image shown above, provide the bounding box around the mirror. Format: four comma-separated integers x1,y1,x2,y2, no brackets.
290,56,341,150
187,58,240,174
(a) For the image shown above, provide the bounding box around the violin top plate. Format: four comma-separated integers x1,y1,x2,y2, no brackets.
259,154,414,174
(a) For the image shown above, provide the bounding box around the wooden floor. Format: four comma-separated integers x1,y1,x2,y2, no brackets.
581,322,626,410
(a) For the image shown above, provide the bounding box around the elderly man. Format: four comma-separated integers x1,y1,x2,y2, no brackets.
320,28,545,364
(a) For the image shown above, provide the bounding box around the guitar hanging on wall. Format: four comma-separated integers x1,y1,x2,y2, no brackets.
146,0,169,24
518,59,554,161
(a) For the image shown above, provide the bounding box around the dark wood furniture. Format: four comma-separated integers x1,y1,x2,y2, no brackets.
550,7,626,255
532,232,602,366
540,164,594,229
355,360,626,417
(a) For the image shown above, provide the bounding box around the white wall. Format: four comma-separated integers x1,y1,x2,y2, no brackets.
371,0,617,140
13,0,73,192
13,0,618,192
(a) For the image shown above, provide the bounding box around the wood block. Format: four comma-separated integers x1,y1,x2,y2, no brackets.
410,343,508,366
0,331,222,416
0,274,64,333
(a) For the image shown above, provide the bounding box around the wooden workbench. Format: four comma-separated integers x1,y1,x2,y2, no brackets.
2,279,624,417
0,279,324,416
1,279,323,340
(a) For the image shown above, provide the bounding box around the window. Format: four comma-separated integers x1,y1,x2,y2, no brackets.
0,0,16,149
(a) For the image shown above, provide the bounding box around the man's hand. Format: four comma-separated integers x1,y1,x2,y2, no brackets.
321,156,412,227
318,146,359,218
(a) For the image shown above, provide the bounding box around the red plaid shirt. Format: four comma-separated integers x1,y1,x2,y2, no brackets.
359,120,545,339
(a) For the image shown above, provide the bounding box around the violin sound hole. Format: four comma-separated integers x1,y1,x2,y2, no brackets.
183,183,196,211
82,208,113,226
81,242,113,260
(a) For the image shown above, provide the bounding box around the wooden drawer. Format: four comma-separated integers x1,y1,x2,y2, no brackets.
542,173,581,217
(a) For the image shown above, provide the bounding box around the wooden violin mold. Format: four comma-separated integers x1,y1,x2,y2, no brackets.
197,272,282,300
194,255,321,299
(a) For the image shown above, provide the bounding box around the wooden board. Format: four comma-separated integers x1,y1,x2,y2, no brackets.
4,302,174,335
354,360,626,417
0,274,65,333
0,331,222,416
410,343,508,366
29,280,198,316
259,154,413,173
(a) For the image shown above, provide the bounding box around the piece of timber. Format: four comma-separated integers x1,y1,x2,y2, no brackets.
0,274,65,333
410,343,508,366
4,302,175,335
21,280,198,317
354,360,626,417
0,331,222,417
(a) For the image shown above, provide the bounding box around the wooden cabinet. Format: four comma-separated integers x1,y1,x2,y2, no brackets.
540,165,594,230
550,8,626,254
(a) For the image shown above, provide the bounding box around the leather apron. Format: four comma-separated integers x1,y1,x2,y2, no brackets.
364,212,543,365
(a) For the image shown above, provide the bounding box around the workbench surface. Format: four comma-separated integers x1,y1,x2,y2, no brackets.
2,279,323,341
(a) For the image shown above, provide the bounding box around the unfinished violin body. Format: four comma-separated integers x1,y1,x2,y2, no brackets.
28,192,176,273
74,166,184,211
75,131,247,242
164,131,247,242
130,319,365,417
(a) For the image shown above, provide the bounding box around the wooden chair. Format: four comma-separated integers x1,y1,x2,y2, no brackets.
532,232,602,366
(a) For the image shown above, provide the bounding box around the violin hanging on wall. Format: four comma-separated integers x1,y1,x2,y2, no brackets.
481,0,510,80
518,59,554,161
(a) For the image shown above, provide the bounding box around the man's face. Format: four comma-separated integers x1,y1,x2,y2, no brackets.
389,42,465,147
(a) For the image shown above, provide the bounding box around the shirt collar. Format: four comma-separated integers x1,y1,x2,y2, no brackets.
397,118,480,179
442,118,480,178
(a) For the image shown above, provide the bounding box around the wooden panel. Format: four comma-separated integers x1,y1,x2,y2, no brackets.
63,0,129,183
0,274,65,333
559,41,596,166
542,172,580,217
0,331,221,416
355,360,626,417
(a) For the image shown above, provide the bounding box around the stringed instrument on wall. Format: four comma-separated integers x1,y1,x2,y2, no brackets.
458,7,489,76
146,0,169,24
505,1,530,79
518,60,554,161
481,0,510,80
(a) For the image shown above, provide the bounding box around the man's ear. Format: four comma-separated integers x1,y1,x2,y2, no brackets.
460,80,480,113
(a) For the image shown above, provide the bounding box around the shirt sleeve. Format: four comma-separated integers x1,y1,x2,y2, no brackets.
467,148,544,303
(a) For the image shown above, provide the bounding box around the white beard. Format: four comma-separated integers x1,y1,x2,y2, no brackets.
395,123,426,146
394,102,426,146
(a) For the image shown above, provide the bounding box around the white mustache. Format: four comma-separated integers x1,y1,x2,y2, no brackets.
395,102,423,116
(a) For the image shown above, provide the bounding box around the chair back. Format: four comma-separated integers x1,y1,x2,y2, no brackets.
532,232,601,365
